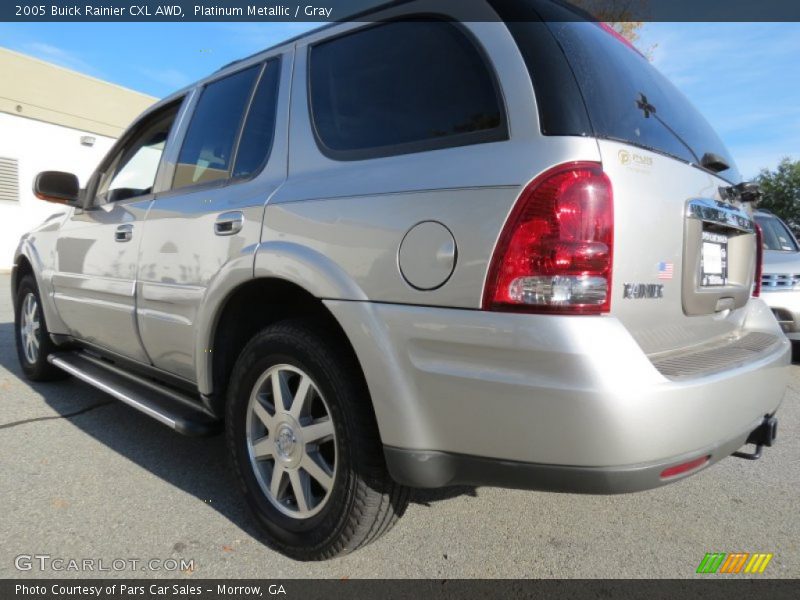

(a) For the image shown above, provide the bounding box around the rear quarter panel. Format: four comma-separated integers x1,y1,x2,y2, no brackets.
261,18,601,309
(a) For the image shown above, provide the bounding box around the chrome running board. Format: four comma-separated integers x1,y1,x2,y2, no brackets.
48,351,220,436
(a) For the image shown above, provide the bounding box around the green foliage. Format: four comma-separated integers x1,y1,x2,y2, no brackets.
757,158,800,230
569,1,656,59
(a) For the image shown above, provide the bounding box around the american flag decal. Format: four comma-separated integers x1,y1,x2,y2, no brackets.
658,261,674,280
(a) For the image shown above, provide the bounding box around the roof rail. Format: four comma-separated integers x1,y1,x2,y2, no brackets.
213,0,413,73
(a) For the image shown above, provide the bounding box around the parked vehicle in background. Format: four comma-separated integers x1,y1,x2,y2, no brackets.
12,0,788,560
755,209,800,355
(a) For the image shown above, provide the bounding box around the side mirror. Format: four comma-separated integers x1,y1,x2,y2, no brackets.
33,171,80,206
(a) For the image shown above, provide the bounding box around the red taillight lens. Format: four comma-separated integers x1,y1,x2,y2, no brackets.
660,455,710,479
483,162,614,314
753,223,763,297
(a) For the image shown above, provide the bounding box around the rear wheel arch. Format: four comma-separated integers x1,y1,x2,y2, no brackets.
205,278,373,421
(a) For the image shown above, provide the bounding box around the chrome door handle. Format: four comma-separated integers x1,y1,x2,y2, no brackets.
214,211,244,236
115,224,133,243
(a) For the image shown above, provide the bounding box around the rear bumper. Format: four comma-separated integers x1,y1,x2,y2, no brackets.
326,298,789,491
384,419,761,493
760,288,800,340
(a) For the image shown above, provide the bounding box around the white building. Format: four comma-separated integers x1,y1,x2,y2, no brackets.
0,48,156,269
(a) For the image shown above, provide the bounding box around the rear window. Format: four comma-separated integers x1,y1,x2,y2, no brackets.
756,215,799,252
308,19,507,160
546,21,742,182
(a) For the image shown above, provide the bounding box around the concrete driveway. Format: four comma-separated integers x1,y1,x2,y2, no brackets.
1,273,798,578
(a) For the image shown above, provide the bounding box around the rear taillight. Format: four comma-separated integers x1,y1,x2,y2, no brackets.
483,162,613,314
753,223,763,297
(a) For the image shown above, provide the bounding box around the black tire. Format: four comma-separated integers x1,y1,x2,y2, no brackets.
792,340,800,364
226,319,409,560
14,275,68,381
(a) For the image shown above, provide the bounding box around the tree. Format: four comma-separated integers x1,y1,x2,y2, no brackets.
756,158,800,231
571,0,655,58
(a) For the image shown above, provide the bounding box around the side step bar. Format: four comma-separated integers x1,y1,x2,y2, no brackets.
48,352,221,436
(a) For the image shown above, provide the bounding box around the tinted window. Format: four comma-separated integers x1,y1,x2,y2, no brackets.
756,215,799,252
233,59,281,179
489,0,593,137
309,20,507,160
547,21,741,182
174,65,259,190
99,104,179,203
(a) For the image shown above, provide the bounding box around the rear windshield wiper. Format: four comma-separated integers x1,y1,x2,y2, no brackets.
635,92,701,165
635,93,737,178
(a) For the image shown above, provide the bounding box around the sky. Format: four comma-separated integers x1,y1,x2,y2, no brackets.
1,21,798,179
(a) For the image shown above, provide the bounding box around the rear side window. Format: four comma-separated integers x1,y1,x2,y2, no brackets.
173,65,259,190
233,59,281,179
308,19,507,160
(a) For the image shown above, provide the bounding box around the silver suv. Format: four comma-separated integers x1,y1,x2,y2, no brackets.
12,0,788,560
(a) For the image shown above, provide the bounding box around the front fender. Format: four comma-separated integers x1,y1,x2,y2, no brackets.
13,219,69,336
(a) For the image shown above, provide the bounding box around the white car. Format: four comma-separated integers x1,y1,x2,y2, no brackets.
755,209,800,352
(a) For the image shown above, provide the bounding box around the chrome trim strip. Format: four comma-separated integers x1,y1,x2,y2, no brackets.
686,198,754,232
76,352,205,414
47,355,177,429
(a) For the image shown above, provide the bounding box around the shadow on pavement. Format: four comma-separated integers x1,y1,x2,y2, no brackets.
0,322,476,540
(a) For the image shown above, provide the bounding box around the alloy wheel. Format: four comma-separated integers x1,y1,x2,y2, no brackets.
245,364,337,519
20,292,41,365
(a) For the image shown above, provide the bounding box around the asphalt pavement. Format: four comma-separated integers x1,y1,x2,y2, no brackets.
0,273,797,578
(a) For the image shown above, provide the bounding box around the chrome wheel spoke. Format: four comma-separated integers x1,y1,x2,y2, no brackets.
252,436,274,460
252,397,275,433
302,418,334,445
24,295,35,322
270,464,286,498
301,453,333,491
288,469,310,513
288,375,312,419
271,370,291,412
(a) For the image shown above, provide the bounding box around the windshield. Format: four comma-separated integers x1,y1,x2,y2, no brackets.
546,21,742,183
756,215,799,252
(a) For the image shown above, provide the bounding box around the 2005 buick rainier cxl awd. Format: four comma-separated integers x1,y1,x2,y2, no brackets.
12,0,788,560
